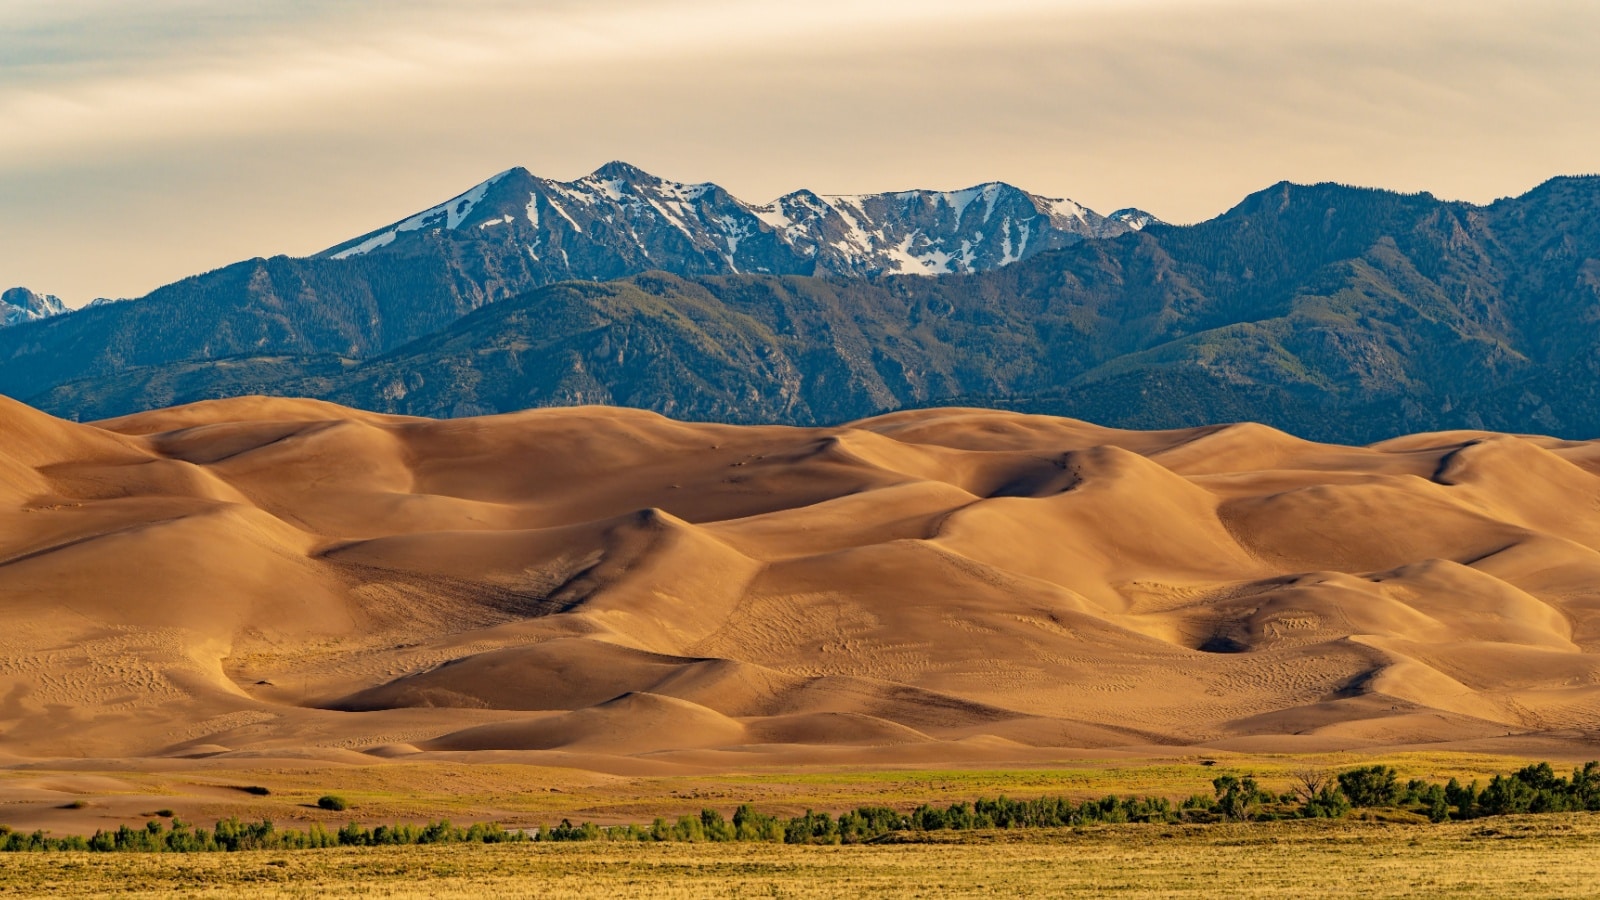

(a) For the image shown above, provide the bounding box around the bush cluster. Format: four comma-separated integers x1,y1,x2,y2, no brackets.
537,797,1178,846
0,817,525,853
534,760,1600,842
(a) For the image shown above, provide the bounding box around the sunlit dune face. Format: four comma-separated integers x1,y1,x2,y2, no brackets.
2,0,1598,304
4,394,1600,763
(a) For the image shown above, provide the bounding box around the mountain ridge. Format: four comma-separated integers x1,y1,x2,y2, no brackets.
9,173,1600,445
0,162,1150,398
316,161,1155,278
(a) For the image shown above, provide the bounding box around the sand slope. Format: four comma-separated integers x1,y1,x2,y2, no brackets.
3,395,1600,761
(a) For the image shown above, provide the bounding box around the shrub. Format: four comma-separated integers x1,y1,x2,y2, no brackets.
1337,766,1400,807
1212,775,1271,821
317,795,349,812
1301,784,1351,819
1422,785,1450,823
1445,778,1478,818
1478,774,1536,816
1572,761,1600,810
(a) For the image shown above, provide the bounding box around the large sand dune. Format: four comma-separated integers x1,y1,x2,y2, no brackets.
3,393,1600,764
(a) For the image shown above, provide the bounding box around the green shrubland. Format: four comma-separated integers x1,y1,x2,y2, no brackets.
7,760,1598,853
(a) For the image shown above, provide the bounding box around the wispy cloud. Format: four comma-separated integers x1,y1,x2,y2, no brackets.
3,0,1598,304
0,0,1129,165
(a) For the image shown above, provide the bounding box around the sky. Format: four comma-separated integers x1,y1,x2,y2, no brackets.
2,0,1598,306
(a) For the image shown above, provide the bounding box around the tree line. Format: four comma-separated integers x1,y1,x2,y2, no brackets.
0,817,527,853
4,760,1598,852
541,760,1600,844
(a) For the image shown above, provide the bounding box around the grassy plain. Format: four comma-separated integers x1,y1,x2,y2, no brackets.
3,815,1599,898
5,751,1599,897
0,749,1569,834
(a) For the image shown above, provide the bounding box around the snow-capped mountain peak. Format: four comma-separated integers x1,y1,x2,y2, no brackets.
329,169,519,260
317,163,1151,281
1107,208,1162,230
1,287,68,328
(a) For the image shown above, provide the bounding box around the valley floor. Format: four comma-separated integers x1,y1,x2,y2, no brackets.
0,749,1591,836
3,814,1597,898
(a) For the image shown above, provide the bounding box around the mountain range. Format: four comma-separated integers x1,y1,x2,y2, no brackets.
321,160,1155,278
5,164,1600,444
0,162,1150,399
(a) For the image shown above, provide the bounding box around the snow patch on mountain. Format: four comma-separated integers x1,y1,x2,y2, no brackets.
543,194,583,232
943,185,986,221
752,202,793,231
331,169,515,259
1043,196,1091,224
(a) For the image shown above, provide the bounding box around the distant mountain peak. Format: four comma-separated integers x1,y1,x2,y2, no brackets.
327,169,520,260
1,287,68,328
588,160,656,182
1108,208,1161,230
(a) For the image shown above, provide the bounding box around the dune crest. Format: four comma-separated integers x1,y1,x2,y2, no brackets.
2,396,1599,761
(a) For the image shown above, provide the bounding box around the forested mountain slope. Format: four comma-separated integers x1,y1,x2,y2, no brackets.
0,162,1145,402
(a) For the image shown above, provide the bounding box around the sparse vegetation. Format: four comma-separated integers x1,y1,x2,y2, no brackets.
2,816,1599,899
7,761,1598,854
0,818,524,853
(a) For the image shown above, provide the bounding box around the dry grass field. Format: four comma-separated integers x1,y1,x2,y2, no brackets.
0,750,1571,834
2,815,1597,898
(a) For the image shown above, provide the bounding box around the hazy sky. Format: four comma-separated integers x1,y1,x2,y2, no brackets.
3,0,1597,305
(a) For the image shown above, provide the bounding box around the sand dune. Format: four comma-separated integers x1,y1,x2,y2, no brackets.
425,692,749,753
2,395,1600,764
